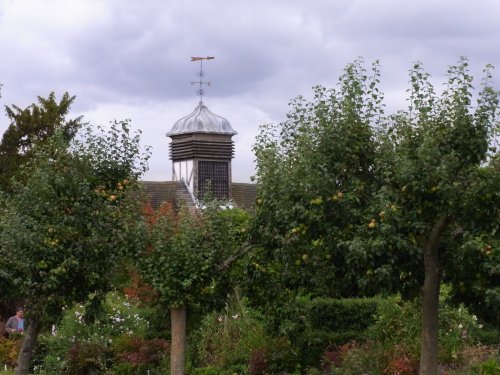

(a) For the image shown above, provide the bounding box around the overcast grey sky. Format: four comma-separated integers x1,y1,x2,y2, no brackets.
1,0,499,182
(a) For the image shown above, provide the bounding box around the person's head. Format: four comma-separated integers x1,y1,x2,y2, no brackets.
15,307,24,318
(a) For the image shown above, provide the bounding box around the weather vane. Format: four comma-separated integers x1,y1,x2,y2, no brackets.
191,56,214,102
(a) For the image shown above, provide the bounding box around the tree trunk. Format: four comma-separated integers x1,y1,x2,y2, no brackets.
419,215,450,375
15,316,40,375
170,305,187,375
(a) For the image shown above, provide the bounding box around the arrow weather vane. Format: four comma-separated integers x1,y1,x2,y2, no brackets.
191,56,214,102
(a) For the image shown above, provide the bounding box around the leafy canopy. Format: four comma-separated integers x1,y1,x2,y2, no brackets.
136,202,250,309
0,92,83,192
250,58,499,321
0,119,150,322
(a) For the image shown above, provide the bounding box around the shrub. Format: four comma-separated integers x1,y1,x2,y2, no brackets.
248,348,267,375
193,295,269,371
367,289,482,366
113,335,169,368
321,342,356,373
367,296,421,360
307,298,379,333
189,365,220,375
383,346,419,375
472,357,500,375
0,338,21,367
266,337,298,374
34,291,154,374
331,342,384,375
248,338,298,375
112,362,167,375
475,324,500,346
62,341,111,375
287,296,381,368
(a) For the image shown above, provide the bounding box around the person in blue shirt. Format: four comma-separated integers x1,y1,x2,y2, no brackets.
5,307,24,335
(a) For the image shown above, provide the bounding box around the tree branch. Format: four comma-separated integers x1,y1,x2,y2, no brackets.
216,243,261,272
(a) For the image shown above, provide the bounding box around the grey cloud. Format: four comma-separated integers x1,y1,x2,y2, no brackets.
1,0,500,182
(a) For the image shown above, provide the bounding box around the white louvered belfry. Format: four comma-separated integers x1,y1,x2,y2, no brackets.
167,101,237,200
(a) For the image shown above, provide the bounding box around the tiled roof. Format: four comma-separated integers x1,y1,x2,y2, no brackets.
231,182,257,212
138,181,258,213
139,181,196,212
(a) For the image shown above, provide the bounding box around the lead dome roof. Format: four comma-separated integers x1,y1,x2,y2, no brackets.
167,101,237,136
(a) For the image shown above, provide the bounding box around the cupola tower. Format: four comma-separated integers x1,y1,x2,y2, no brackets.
167,57,237,200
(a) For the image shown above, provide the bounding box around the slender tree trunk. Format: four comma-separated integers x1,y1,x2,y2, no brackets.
15,316,40,375
170,305,187,375
419,215,450,375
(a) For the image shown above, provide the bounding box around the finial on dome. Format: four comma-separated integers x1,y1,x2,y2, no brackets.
190,56,215,102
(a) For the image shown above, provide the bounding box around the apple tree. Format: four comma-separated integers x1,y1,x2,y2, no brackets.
252,58,499,375
135,202,251,375
0,119,149,375
376,60,499,374
251,60,403,301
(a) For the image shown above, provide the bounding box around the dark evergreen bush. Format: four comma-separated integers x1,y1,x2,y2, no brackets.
282,296,382,368
307,297,379,332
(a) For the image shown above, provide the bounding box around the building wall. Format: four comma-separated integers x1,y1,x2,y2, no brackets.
172,160,194,193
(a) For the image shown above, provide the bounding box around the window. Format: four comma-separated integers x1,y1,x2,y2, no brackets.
198,161,229,199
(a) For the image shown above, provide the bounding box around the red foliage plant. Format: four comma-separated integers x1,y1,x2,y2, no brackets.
248,347,268,375
321,342,356,372
384,353,419,375
123,270,158,306
115,337,170,366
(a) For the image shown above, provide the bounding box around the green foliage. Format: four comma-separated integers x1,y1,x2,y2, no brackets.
63,341,112,375
329,344,385,375
136,202,250,309
111,335,169,375
376,58,500,310
111,362,167,375
241,293,381,369
367,289,483,365
58,292,149,341
472,357,500,375
0,338,22,367
0,120,149,323
252,57,499,299
0,118,149,375
33,292,161,374
190,292,268,372
475,325,500,346
0,92,83,192
252,59,393,298
308,297,379,333
252,338,298,375
444,168,500,324
294,297,380,368
252,58,500,374
189,366,220,375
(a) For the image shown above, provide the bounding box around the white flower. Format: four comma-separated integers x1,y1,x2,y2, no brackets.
217,316,223,322
472,315,478,321
232,314,239,319
458,323,463,329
